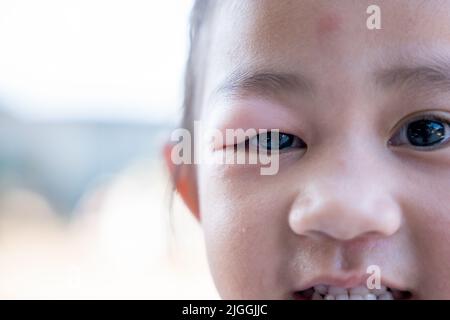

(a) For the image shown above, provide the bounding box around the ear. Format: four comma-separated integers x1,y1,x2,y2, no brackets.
163,142,200,221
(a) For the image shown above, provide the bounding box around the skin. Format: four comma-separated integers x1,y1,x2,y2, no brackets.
166,0,450,299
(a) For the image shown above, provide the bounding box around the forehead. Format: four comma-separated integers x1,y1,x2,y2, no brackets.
201,0,450,108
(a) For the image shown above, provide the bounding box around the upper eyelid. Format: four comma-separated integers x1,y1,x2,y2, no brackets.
224,130,285,147
397,113,450,137
406,113,450,123
389,110,450,136
228,112,450,146
244,131,297,141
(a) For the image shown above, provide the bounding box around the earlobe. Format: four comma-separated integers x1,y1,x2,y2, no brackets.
163,143,200,221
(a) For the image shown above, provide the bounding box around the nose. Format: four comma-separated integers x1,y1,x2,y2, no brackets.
288,171,402,242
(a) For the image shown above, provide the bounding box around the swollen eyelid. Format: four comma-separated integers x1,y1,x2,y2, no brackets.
245,131,306,152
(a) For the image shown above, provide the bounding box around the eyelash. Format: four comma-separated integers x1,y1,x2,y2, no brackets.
232,113,450,153
389,113,450,151
238,131,307,153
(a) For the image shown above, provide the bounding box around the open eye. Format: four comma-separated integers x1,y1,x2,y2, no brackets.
247,131,306,151
389,114,450,150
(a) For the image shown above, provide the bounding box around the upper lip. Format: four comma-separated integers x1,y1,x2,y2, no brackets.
294,272,412,294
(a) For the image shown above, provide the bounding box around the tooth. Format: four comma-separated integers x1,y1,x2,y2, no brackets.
378,292,394,300
314,285,328,295
349,294,363,300
312,292,323,300
349,286,369,295
364,293,377,300
335,293,349,300
370,285,387,295
324,294,335,300
329,286,347,296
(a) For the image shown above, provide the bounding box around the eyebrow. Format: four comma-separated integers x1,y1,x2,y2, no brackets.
213,69,314,100
212,59,450,103
375,62,450,92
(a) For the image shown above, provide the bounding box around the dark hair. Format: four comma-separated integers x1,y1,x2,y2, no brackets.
181,0,216,133
171,0,216,179
167,1,216,218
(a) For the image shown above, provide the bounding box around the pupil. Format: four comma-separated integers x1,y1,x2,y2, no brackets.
407,120,445,147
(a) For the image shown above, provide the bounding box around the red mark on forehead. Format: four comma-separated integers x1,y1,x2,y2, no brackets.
317,13,341,36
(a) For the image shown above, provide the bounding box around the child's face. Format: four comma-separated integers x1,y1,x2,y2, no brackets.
178,0,450,299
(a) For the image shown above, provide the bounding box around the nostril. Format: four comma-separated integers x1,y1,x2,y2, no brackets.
288,191,402,241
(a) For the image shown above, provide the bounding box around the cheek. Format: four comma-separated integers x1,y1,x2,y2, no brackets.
400,168,450,296
197,165,292,298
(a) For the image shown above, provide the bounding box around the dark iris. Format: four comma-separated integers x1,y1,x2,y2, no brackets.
258,132,296,150
407,119,446,147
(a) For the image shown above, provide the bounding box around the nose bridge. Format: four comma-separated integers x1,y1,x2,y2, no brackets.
288,141,402,242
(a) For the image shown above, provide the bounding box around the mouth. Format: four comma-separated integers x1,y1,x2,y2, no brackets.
293,284,413,300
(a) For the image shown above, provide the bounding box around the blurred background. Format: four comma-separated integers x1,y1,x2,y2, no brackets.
0,0,218,299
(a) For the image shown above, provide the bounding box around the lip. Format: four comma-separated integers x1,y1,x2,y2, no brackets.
292,272,414,299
